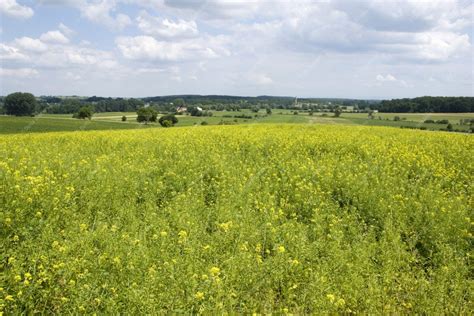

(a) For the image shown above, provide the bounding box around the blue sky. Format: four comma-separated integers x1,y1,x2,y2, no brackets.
1,0,473,98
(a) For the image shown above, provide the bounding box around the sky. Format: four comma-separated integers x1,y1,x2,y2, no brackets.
0,0,473,99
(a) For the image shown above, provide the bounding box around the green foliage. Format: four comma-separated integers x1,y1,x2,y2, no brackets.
379,96,473,113
136,107,158,124
4,92,37,116
121,116,127,122
266,107,272,115
334,107,342,117
159,114,178,127
1,125,472,314
173,98,185,107
75,106,93,120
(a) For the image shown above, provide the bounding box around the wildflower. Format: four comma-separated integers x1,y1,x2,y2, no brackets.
5,295,14,301
209,267,220,276
160,231,168,237
178,230,187,243
194,291,205,300
277,246,286,253
12,235,19,242
336,298,345,307
326,294,335,303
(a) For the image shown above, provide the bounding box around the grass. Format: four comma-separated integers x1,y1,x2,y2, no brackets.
0,116,153,134
1,124,472,313
1,111,472,134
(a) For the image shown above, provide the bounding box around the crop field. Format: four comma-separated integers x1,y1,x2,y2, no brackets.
1,124,473,314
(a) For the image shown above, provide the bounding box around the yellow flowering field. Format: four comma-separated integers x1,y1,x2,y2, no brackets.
1,124,472,313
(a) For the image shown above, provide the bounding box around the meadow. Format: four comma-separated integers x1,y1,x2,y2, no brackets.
1,124,472,313
1,111,473,134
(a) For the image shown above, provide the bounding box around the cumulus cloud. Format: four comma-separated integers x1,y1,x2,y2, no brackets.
375,74,409,87
116,35,230,61
13,37,48,52
80,1,131,30
137,11,198,38
40,30,70,44
0,43,29,61
0,0,34,19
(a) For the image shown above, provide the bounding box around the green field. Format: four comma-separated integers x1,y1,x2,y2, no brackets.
0,116,153,134
1,111,473,134
1,124,472,313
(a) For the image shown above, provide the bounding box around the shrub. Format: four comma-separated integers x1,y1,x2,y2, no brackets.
76,106,93,120
159,114,178,127
137,107,157,124
122,116,127,122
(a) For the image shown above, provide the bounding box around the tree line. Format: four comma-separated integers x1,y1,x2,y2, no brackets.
377,97,473,113
1,93,473,116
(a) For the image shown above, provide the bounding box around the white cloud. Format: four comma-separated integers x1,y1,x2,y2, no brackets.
0,43,29,61
40,30,70,44
0,0,34,19
0,67,39,78
375,74,409,87
13,37,48,52
59,23,74,36
137,11,198,38
376,74,397,82
80,0,131,30
116,35,230,61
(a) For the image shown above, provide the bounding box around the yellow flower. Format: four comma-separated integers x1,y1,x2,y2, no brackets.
5,294,14,301
336,298,345,307
194,291,205,300
160,231,168,237
326,294,335,303
277,245,285,253
209,266,220,276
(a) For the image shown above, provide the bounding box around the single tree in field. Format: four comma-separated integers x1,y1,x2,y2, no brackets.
136,107,157,124
76,106,93,119
159,114,178,127
122,115,127,122
4,92,37,116
334,106,342,117
266,107,272,115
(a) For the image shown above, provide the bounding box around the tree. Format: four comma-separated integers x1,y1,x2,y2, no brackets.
4,92,37,116
188,106,203,116
121,115,127,122
75,106,93,119
334,106,342,117
266,107,272,115
136,107,157,124
159,114,178,127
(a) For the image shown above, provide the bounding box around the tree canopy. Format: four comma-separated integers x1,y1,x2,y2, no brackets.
4,92,37,116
